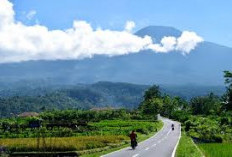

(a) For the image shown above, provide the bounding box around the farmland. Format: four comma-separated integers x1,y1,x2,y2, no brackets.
198,143,232,157
0,117,163,155
0,135,127,152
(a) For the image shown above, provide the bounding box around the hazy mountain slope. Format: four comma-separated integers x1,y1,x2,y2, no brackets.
0,26,231,85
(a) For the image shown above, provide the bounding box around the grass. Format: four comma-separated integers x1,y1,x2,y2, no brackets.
176,132,203,157
198,143,232,157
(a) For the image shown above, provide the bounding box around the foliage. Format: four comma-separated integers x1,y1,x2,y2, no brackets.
0,110,161,138
143,85,161,100
184,116,224,142
139,85,188,120
139,98,163,120
190,93,221,115
0,81,226,118
139,85,163,119
0,93,84,117
0,82,149,117
0,109,138,138
223,71,232,111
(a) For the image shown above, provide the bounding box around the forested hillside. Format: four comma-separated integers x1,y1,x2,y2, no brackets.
0,81,225,117
0,82,148,117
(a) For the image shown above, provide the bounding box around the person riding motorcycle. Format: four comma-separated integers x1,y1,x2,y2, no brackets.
171,123,174,131
130,130,137,149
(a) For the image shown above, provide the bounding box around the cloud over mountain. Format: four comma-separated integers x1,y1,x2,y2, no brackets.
0,0,203,63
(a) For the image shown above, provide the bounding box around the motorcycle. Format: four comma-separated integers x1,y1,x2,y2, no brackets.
172,124,174,131
131,139,137,149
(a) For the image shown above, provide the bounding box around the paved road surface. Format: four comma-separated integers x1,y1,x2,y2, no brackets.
102,117,181,157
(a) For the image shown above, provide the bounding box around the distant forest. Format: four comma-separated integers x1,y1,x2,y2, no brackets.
0,80,225,117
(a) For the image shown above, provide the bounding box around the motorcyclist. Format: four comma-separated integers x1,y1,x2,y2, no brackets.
130,130,137,149
171,123,174,130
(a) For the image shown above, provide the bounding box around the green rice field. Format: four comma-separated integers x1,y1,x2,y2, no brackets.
198,143,232,157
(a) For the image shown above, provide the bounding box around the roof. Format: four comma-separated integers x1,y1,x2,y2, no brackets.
18,112,39,117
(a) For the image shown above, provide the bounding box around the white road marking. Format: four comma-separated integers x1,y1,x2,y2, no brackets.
171,123,181,157
132,154,139,157
167,129,171,136
102,118,181,157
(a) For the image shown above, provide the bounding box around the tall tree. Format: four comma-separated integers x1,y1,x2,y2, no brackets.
190,93,221,115
140,98,163,119
143,85,161,101
139,85,162,119
224,71,232,110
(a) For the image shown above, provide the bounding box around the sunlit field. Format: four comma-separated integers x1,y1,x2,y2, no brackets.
0,120,162,153
198,143,232,157
0,135,127,152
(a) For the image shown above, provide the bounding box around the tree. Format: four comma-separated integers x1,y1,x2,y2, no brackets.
139,85,164,119
143,85,161,101
140,98,163,120
223,71,232,110
161,95,172,117
161,96,189,118
190,93,221,115
224,71,232,85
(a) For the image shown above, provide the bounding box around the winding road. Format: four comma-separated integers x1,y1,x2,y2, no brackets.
102,117,181,157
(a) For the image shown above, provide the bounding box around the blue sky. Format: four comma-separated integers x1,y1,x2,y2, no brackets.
11,0,232,47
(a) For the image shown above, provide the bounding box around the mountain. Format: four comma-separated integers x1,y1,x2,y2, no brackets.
135,26,182,42
0,26,231,86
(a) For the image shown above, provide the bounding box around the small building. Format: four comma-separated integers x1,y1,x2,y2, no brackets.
18,112,39,118
90,107,114,111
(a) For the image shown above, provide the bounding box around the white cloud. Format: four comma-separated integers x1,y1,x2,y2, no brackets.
0,0,204,63
26,10,36,20
0,0,14,27
148,36,177,53
125,21,135,32
148,33,203,54
176,31,204,54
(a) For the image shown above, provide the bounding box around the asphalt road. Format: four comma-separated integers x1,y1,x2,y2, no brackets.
102,117,181,157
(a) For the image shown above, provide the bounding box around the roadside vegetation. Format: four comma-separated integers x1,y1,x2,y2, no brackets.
176,132,203,157
139,71,232,157
169,71,232,157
